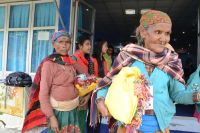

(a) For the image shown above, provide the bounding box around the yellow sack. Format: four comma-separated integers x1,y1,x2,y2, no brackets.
105,67,141,124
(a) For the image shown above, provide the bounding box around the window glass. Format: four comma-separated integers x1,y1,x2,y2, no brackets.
31,30,54,72
7,31,28,71
0,6,5,28
9,5,29,28
34,2,56,27
78,3,93,32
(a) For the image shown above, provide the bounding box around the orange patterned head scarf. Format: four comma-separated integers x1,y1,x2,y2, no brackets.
139,10,172,29
136,10,172,45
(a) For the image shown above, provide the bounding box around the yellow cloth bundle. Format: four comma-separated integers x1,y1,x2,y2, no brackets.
75,82,97,97
105,67,141,124
75,74,97,97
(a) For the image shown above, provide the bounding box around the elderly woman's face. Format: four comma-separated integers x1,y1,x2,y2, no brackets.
53,36,71,55
142,22,172,53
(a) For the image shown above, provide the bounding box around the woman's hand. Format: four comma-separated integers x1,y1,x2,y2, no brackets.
49,115,59,133
79,93,91,107
96,98,110,117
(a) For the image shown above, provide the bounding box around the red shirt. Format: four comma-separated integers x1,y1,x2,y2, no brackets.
73,50,99,77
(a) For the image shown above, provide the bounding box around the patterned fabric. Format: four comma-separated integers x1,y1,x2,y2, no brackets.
84,54,95,75
24,126,47,133
139,10,171,29
90,43,184,126
22,54,75,133
136,10,172,45
77,109,87,133
52,30,71,43
48,109,80,133
73,50,98,77
145,64,154,75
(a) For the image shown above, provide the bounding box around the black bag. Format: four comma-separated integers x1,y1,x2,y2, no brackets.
5,72,32,87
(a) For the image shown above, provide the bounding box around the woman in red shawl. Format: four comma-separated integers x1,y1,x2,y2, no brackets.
73,35,98,133
22,30,85,133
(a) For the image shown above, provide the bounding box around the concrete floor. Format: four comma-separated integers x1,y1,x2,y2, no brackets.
0,128,21,133
0,116,200,133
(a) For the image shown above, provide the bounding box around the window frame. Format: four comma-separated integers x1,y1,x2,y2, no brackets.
6,2,31,74
0,0,59,79
71,0,96,53
28,0,59,76
0,4,6,79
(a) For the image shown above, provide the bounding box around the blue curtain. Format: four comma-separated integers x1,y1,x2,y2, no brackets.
31,30,54,72
31,2,56,72
7,5,29,71
34,2,56,27
9,5,29,28
0,6,5,28
0,32,3,71
7,31,27,71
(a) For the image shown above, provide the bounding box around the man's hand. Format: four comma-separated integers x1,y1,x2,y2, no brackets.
49,115,59,133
